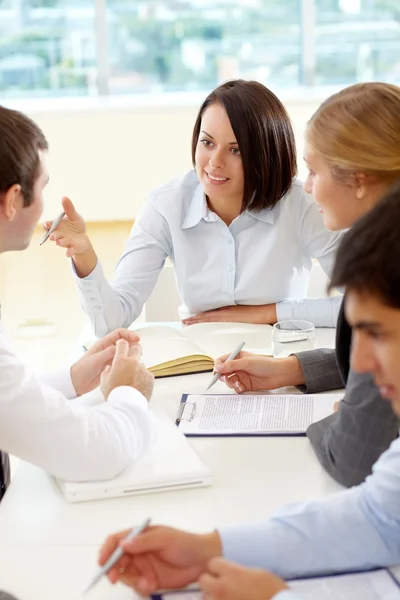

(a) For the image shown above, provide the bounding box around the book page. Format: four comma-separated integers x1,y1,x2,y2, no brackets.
181,322,273,359
152,570,400,599
290,570,400,599
131,326,211,369
177,393,340,435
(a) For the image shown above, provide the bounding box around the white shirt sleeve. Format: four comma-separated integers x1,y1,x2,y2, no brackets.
298,193,345,278
0,331,154,482
274,190,344,327
73,199,171,337
276,295,343,327
38,368,77,399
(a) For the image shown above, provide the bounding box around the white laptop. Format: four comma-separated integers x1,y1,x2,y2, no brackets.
55,414,212,503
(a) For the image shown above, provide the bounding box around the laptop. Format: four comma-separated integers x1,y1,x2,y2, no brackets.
55,413,212,503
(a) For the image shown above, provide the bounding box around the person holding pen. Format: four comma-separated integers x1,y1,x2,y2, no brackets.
44,79,343,335
98,182,400,600
0,106,155,499
214,82,400,488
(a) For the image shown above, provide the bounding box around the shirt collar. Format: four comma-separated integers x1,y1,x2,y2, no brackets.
181,183,275,228
244,206,275,224
181,183,216,229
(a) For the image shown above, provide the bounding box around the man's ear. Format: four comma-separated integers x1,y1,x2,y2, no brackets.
0,185,23,221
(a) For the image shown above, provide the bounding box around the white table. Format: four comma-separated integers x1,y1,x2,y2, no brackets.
0,325,342,597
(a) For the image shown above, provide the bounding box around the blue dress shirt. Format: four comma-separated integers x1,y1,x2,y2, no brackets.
75,170,343,337
219,435,400,596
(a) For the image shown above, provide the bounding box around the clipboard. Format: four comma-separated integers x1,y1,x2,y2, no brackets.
175,394,324,438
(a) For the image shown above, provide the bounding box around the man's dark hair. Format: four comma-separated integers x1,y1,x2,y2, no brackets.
0,592,20,600
191,79,297,212
329,180,400,308
0,106,48,207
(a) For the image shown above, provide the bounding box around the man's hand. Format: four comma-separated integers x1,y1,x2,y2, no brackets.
182,304,277,326
100,339,154,401
214,351,305,393
98,525,222,595
199,558,288,600
70,329,140,396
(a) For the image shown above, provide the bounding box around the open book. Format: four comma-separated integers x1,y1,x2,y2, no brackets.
176,392,342,436
151,569,400,599
129,322,273,377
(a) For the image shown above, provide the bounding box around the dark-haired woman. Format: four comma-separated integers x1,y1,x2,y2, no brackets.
46,80,342,336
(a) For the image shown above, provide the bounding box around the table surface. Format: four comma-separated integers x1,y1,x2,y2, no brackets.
0,324,353,599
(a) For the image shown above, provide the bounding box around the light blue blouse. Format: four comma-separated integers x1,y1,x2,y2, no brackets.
75,170,343,336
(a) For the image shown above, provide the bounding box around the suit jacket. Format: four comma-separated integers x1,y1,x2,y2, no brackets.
295,301,399,487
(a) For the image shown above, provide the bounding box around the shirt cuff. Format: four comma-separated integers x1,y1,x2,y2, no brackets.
107,386,149,411
39,368,77,399
71,257,101,281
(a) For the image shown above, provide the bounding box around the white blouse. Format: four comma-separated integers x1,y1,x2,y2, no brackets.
75,170,343,336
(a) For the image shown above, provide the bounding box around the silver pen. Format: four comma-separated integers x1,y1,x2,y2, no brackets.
39,211,65,245
84,517,151,594
206,341,245,391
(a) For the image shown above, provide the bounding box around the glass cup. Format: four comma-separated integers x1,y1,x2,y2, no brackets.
272,320,316,358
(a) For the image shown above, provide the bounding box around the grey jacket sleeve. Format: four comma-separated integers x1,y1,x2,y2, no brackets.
294,348,344,393
306,370,399,488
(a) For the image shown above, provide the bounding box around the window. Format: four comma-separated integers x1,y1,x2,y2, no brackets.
315,0,400,86
1,0,399,100
0,0,96,98
106,0,301,94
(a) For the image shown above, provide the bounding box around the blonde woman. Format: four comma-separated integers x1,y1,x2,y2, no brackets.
215,82,400,487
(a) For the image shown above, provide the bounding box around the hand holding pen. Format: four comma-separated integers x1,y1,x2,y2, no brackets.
84,518,151,593
41,196,91,258
206,341,245,391
39,210,65,245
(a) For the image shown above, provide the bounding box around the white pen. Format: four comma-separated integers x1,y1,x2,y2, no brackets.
84,517,151,594
206,341,245,391
39,211,65,245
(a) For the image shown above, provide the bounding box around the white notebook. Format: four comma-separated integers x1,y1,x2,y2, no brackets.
151,569,400,599
176,393,341,436
55,414,212,503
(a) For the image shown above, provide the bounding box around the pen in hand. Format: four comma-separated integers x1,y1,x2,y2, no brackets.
39,211,65,246
84,517,151,594
206,341,245,391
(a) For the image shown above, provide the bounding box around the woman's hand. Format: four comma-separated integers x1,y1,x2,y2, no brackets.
214,351,305,392
44,197,98,277
44,197,91,258
182,304,277,326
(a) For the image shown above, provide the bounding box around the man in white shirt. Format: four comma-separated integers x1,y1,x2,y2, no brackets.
0,106,155,497
97,185,400,599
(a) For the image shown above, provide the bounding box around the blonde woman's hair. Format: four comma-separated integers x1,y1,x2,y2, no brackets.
307,82,400,183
